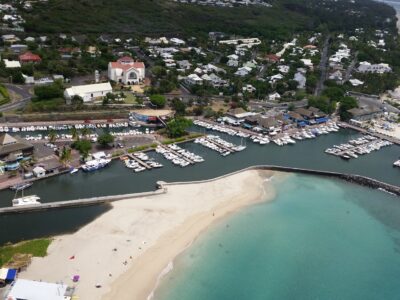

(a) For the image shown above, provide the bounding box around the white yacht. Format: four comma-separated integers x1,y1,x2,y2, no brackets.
12,195,41,207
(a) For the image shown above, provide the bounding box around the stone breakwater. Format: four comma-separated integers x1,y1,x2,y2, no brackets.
0,165,398,215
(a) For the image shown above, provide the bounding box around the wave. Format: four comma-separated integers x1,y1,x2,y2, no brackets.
147,261,174,300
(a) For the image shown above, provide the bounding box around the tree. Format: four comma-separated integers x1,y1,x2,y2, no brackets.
97,132,115,147
48,129,57,144
339,96,358,121
59,146,72,167
166,117,193,138
80,127,91,139
70,127,79,141
171,98,186,116
34,82,63,100
71,95,83,105
150,94,166,108
72,139,92,160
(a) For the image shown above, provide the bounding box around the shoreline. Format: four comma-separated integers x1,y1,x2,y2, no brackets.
19,169,280,300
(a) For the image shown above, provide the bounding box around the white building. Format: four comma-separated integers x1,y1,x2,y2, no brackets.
64,82,112,103
108,56,145,85
186,74,203,85
3,59,21,68
6,279,73,300
32,166,46,178
357,62,391,74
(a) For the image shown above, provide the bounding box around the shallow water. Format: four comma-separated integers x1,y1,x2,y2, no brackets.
155,174,400,300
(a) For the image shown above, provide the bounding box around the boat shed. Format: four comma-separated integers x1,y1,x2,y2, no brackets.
0,133,34,160
6,279,74,300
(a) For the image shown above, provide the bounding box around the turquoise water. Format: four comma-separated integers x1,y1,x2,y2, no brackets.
155,174,400,300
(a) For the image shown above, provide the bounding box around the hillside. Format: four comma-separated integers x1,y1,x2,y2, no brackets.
22,0,397,37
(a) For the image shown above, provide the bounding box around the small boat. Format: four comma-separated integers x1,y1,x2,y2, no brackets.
70,168,79,174
9,182,33,191
12,195,41,207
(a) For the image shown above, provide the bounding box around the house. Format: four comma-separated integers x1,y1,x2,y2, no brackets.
0,133,34,161
300,59,313,69
265,54,280,63
269,74,284,83
64,82,113,103
10,44,28,54
3,59,21,68
185,74,203,85
294,72,306,89
329,70,343,82
19,51,41,63
5,279,74,300
234,66,251,77
32,166,46,178
2,34,19,43
243,84,256,93
268,92,281,101
170,38,185,45
177,60,192,70
357,62,391,74
349,79,364,86
107,56,145,85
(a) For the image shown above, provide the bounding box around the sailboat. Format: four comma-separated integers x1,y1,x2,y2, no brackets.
12,188,41,207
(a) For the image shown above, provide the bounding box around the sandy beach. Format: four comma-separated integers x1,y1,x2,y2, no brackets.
20,169,281,300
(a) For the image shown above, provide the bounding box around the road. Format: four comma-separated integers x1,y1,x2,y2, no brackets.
314,35,331,97
0,83,33,112
343,51,358,83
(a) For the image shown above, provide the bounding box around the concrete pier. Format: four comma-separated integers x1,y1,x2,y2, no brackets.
126,154,152,170
159,145,194,164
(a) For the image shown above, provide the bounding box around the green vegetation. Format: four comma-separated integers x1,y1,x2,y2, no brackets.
339,96,358,121
0,85,10,106
127,143,158,153
22,0,395,37
97,132,115,147
33,81,63,100
59,146,72,167
166,117,193,138
0,239,51,267
150,95,167,108
72,139,92,159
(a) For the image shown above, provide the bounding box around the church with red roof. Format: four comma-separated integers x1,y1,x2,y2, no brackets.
107,56,145,85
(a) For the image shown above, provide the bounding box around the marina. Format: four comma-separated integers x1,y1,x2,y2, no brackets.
0,127,399,244
325,135,393,160
155,144,204,167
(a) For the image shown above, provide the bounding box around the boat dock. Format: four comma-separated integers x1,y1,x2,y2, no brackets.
159,145,195,164
205,136,238,153
126,154,152,170
339,122,400,145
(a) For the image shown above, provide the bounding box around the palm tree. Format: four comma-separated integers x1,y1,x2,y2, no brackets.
59,146,72,167
70,127,79,141
80,127,92,139
48,129,57,144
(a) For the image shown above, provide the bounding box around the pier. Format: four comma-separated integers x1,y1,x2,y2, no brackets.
205,136,238,152
339,122,400,145
159,145,195,164
126,153,152,170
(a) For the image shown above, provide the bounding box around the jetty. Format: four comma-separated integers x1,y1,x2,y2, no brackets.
159,145,194,164
0,165,398,215
205,136,238,152
340,122,400,145
127,153,152,170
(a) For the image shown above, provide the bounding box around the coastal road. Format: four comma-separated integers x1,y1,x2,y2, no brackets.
314,35,331,96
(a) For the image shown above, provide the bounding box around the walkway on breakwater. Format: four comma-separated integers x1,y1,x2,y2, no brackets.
0,165,398,215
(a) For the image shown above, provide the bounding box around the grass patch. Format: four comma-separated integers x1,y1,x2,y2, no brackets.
123,93,137,104
0,84,11,106
24,97,65,112
127,143,158,153
0,238,52,267
162,133,203,145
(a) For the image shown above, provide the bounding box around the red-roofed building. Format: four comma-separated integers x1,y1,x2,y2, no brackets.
19,51,41,63
107,56,145,85
265,54,280,63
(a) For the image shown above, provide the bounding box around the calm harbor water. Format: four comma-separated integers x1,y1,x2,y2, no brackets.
155,174,400,300
0,127,399,245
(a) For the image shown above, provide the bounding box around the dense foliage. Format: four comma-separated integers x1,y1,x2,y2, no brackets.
166,117,193,138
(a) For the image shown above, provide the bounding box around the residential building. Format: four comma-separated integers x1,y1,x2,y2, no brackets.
3,59,21,68
357,62,391,74
19,51,41,63
64,82,113,103
0,133,33,161
107,56,145,85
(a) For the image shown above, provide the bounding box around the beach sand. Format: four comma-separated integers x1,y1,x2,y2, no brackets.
20,169,280,300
